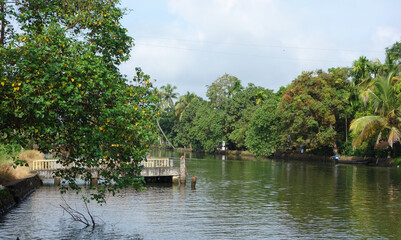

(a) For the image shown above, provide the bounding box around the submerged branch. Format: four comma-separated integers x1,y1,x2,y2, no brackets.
59,196,96,228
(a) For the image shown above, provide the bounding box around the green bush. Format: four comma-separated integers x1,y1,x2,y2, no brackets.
0,144,22,163
393,157,401,167
0,144,21,155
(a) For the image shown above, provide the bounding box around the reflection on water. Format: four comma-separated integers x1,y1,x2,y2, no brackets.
1,150,401,239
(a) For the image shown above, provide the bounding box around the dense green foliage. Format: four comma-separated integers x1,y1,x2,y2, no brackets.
279,68,350,155
245,98,281,156
157,40,401,159
2,1,401,188
0,0,159,202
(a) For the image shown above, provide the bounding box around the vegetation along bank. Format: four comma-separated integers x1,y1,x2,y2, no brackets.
155,40,401,166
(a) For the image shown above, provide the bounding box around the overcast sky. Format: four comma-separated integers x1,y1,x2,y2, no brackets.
119,0,401,98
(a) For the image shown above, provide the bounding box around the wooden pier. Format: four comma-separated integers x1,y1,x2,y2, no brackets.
30,158,181,184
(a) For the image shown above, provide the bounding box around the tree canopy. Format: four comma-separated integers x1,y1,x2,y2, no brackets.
154,39,401,159
279,68,350,154
0,0,159,203
206,74,242,107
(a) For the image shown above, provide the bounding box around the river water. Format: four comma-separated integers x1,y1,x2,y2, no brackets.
2,150,401,239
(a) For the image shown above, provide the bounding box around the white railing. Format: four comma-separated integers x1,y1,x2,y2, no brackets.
31,159,62,170
141,158,172,168
32,158,173,170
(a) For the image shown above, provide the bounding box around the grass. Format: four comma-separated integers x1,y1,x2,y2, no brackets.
0,163,16,185
19,150,44,166
0,149,44,185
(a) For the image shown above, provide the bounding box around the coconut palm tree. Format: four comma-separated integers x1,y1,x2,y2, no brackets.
350,69,401,149
175,92,198,120
160,84,178,110
153,88,165,110
367,59,383,79
153,87,177,149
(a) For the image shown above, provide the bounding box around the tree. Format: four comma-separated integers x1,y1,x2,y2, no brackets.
191,103,225,152
350,69,401,149
206,74,242,107
0,0,159,204
386,40,401,65
279,68,350,155
154,85,178,148
252,90,268,105
223,84,271,150
0,0,14,46
160,83,178,110
174,91,199,120
351,56,371,85
173,97,204,149
246,98,282,157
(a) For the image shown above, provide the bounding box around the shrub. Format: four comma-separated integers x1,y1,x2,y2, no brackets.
0,163,16,185
0,149,44,185
393,157,401,167
19,150,44,166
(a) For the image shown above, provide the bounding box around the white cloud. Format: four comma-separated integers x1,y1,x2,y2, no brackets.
120,0,401,97
167,0,286,42
374,26,401,50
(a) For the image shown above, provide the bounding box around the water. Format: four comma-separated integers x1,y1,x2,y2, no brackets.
2,150,401,239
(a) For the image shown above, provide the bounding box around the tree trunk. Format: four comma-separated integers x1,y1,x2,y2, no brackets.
1,1,5,46
345,115,348,143
333,142,339,156
156,120,175,149
330,124,339,156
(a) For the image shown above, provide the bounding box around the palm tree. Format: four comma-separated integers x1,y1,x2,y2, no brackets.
351,56,370,85
153,88,165,111
175,92,198,120
367,59,383,79
153,86,178,149
160,84,178,110
350,69,401,149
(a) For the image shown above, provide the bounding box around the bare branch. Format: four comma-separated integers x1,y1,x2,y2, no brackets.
59,196,97,227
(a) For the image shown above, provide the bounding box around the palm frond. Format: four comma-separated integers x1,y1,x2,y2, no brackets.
350,115,383,132
376,131,382,145
388,127,401,148
350,115,384,149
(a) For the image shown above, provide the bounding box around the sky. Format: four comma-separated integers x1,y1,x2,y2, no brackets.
119,0,401,98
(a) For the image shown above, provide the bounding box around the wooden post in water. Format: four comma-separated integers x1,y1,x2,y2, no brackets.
180,155,186,184
90,178,98,186
172,176,179,184
54,177,61,186
191,176,197,190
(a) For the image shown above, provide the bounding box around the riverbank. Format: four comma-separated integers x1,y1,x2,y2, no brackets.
0,174,42,216
168,147,396,166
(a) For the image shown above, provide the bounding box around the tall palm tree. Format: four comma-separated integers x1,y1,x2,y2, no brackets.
153,88,165,110
350,69,401,149
367,59,383,79
175,92,198,120
351,56,370,85
153,86,177,149
160,84,178,110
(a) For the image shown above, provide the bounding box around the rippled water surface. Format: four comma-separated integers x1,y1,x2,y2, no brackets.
2,150,401,239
